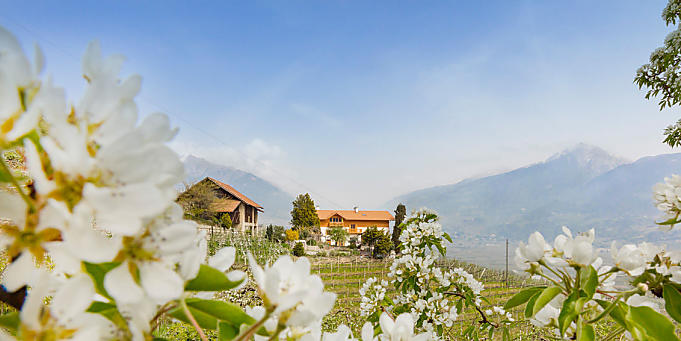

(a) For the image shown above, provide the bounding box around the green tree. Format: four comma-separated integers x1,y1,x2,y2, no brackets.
328,226,348,246
218,213,232,229
272,225,285,242
176,180,219,223
391,203,407,249
290,193,320,239
292,242,305,257
266,224,273,240
635,0,681,147
373,232,392,258
362,226,381,248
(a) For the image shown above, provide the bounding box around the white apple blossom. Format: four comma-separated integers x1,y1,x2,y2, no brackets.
626,293,664,312
611,242,647,276
0,26,43,145
377,312,431,341
248,254,336,328
18,271,115,340
552,226,597,266
652,174,681,230
515,231,551,271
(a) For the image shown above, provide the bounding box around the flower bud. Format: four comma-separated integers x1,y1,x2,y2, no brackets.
637,283,649,293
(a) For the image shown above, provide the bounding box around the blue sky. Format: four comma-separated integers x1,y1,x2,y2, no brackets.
1,1,679,208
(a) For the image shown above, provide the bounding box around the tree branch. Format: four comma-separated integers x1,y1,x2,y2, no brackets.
445,291,499,328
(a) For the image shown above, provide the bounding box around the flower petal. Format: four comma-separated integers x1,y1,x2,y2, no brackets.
103,262,144,304
139,262,183,304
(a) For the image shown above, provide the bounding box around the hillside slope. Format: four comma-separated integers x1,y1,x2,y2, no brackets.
392,145,681,243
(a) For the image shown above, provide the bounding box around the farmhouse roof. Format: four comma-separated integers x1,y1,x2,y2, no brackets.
317,210,394,221
210,199,241,213
207,177,263,210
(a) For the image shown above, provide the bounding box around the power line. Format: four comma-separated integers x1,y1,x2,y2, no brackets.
0,16,348,209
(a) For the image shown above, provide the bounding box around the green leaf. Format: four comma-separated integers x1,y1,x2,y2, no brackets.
442,233,453,243
185,265,244,292
437,243,447,257
524,290,542,318
82,261,121,300
628,305,680,341
218,321,239,341
86,301,128,329
558,291,579,337
656,216,681,226
533,286,562,316
0,312,19,331
186,299,254,326
576,321,594,341
663,284,681,324
595,299,627,328
169,299,255,331
169,306,219,330
0,164,12,183
87,301,116,313
504,286,545,310
579,266,598,299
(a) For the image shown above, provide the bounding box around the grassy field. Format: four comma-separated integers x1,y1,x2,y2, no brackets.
148,230,626,340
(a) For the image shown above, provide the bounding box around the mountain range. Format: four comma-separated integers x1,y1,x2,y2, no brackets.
389,144,681,245
182,155,293,225
182,145,681,246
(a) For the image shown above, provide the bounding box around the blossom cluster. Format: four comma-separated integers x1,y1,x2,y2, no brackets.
360,209,510,340
514,224,681,339
652,174,681,229
359,277,388,317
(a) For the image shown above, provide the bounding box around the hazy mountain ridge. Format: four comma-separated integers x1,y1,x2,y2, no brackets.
182,155,293,225
391,144,681,244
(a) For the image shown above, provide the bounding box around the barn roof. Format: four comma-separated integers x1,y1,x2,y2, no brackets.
210,199,241,213
206,177,263,211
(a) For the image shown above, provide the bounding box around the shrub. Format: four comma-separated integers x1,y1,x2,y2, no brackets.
361,226,381,247
285,229,299,242
292,242,305,257
328,226,348,246
218,212,232,229
372,232,392,258
348,237,358,249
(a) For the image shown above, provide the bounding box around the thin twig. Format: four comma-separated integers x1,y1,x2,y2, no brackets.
150,302,177,331
0,157,34,211
235,310,271,341
445,292,499,328
181,299,208,341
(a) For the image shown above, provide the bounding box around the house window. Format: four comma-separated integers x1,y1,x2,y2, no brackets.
351,224,355,228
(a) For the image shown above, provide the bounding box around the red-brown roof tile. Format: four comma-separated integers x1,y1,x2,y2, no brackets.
207,177,263,210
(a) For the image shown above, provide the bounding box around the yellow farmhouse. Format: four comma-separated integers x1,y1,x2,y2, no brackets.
317,207,394,244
